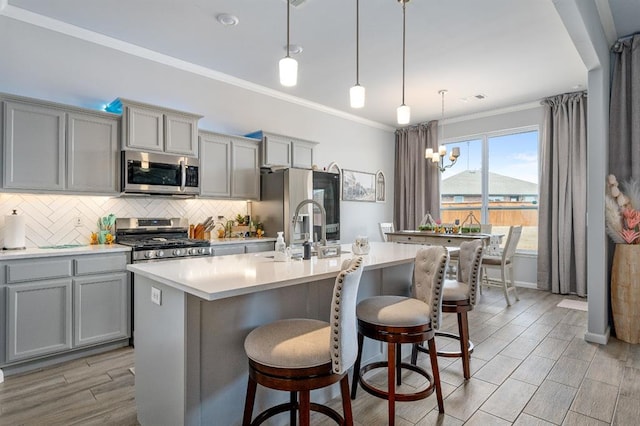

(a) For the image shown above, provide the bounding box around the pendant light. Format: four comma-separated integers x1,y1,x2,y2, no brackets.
397,0,410,125
279,0,297,87
350,0,365,108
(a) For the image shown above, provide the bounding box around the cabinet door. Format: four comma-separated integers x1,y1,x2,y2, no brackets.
262,134,290,167
213,245,245,256
245,242,275,253
73,272,129,347
124,105,163,152
3,101,65,190
6,279,73,362
164,112,198,157
67,112,119,194
231,138,260,199
291,139,316,169
200,133,231,197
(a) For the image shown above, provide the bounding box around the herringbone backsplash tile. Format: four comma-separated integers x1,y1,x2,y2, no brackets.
0,193,247,248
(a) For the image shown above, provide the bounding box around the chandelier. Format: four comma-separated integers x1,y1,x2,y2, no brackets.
425,90,460,172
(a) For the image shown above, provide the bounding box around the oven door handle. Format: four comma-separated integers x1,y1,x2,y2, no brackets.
180,160,186,192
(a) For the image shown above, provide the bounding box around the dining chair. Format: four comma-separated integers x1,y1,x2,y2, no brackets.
379,222,395,242
414,239,484,380
481,225,522,306
350,246,448,425
242,257,364,426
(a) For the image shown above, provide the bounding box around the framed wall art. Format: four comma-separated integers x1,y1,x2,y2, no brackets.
342,169,376,202
375,170,386,202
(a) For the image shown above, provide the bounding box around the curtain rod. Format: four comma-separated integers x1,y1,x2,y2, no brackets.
612,31,640,52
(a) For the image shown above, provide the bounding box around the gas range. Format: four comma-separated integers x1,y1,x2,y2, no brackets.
115,217,212,262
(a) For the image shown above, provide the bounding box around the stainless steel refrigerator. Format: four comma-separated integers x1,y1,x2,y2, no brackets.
254,168,340,246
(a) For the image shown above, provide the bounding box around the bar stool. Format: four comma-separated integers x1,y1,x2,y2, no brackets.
413,239,484,380
350,246,448,426
242,257,364,426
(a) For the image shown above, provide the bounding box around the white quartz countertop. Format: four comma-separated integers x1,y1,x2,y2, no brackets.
127,242,429,301
0,244,131,260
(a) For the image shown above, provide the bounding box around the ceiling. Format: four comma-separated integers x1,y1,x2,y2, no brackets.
4,0,638,128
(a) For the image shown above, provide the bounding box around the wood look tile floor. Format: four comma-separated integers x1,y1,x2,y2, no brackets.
1,288,638,425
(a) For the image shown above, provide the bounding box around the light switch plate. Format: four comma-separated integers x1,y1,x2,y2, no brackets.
151,287,162,305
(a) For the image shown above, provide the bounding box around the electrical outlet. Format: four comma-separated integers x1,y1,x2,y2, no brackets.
74,216,83,227
151,287,162,306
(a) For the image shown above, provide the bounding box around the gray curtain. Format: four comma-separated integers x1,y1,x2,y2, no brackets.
610,34,640,181
537,92,587,296
394,121,440,230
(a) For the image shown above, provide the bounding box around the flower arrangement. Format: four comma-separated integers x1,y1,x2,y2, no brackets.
605,175,640,244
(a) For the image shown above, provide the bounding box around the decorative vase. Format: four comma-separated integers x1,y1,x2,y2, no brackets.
611,243,640,344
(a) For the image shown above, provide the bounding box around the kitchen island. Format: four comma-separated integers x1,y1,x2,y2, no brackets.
128,242,431,426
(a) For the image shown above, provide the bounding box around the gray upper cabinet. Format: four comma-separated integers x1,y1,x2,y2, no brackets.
3,100,66,190
67,111,119,193
231,137,260,199
263,134,291,167
291,138,316,169
200,132,231,197
200,131,259,199
2,95,120,195
114,98,201,157
247,131,318,169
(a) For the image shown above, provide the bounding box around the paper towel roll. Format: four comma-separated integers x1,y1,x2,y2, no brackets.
4,211,26,250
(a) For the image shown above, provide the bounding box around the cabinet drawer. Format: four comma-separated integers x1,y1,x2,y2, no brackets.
75,254,127,275
6,259,73,283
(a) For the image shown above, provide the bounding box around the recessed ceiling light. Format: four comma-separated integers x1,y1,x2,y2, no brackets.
474,94,487,100
284,44,304,55
216,13,239,26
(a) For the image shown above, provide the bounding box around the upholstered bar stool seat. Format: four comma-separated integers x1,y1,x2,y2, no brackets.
351,246,448,426
242,257,364,426
415,239,484,380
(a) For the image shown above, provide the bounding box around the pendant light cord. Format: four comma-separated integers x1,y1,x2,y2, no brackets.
401,0,406,105
356,0,360,85
286,0,290,58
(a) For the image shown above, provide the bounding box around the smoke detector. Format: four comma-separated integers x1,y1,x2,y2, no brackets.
216,13,239,26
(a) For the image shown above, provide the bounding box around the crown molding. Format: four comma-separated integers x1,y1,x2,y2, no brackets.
2,5,394,133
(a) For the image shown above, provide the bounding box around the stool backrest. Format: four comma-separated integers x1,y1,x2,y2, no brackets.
456,239,484,305
330,256,365,374
413,246,448,330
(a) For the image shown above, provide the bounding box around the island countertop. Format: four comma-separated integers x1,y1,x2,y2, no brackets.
127,242,428,301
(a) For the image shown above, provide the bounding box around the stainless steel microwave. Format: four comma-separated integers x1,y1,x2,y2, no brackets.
122,151,199,195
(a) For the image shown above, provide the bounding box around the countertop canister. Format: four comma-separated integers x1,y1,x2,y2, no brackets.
4,209,26,250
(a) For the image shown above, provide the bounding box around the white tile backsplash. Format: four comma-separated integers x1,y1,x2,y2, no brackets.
0,193,247,248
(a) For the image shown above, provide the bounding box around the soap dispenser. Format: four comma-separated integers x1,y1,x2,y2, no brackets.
274,231,287,261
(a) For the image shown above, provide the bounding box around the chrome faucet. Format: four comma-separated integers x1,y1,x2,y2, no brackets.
292,199,327,246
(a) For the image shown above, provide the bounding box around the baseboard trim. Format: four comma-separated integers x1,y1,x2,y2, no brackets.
584,327,610,345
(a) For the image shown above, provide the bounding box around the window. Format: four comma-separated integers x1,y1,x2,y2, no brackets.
439,127,539,252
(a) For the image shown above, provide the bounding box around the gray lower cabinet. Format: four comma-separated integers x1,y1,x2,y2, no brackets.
212,241,274,256
200,131,260,199
2,94,120,194
6,279,73,362
1,252,130,367
73,272,128,347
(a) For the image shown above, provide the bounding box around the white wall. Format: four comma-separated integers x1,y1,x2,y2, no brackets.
0,17,396,245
